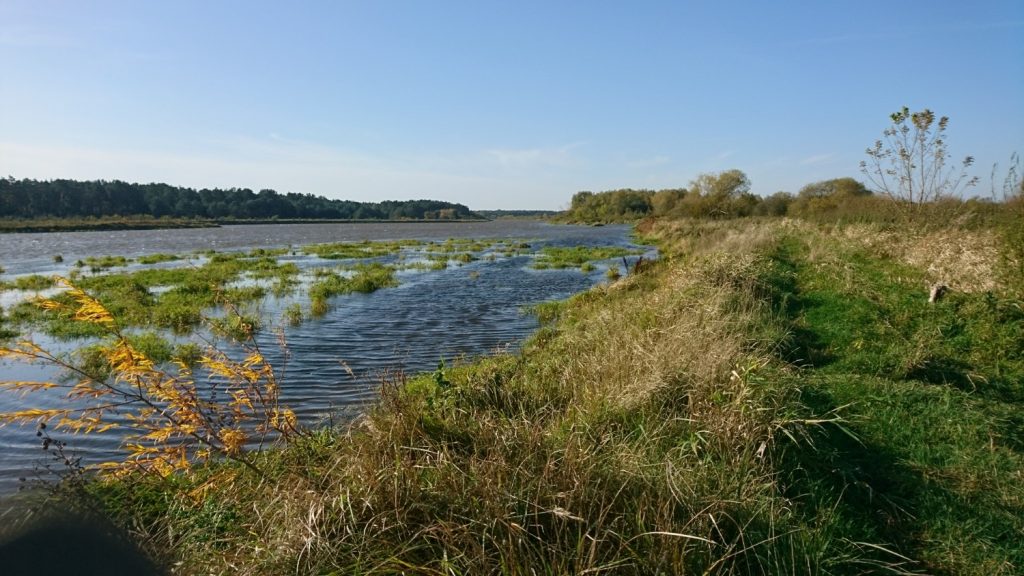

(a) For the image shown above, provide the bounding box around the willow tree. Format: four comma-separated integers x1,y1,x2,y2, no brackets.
860,106,978,205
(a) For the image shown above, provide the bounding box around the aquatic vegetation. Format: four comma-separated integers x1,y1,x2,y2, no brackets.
283,303,303,326
309,297,329,317
605,265,621,280
1,274,57,292
3,250,301,338
304,239,421,260
79,255,131,270
246,247,290,258
0,306,16,340
209,309,262,340
224,285,267,303
532,245,641,270
0,277,299,479
309,263,398,302
136,253,182,265
271,275,300,297
401,260,448,272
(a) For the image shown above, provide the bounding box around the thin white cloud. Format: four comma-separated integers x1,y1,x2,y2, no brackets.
484,142,587,169
799,153,835,166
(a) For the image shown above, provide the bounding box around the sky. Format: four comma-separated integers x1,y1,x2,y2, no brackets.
1,1,1022,210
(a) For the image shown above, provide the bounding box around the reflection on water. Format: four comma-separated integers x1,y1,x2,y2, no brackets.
0,221,649,492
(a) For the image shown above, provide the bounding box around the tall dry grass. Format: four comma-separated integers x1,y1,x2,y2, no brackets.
83,219,866,575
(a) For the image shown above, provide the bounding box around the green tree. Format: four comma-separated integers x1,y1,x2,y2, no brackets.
860,106,978,205
797,177,870,199
684,169,752,218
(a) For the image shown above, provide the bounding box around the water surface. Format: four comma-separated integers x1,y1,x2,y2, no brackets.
0,221,647,492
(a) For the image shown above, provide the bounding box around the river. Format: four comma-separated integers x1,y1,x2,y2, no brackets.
0,221,648,493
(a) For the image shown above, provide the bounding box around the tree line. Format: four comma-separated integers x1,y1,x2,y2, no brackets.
0,178,479,221
563,108,1021,224
560,170,1017,224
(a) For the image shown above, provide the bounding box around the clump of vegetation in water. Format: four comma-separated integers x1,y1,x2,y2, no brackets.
78,255,131,271
425,238,480,254
209,308,262,340
283,303,304,326
309,263,398,303
0,274,57,292
304,239,421,260
76,330,183,379
605,266,621,280
309,297,329,317
246,247,290,258
6,250,301,337
402,259,448,272
532,245,641,270
0,305,17,340
136,253,182,265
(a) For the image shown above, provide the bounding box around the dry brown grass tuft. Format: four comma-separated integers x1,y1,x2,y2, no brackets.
833,223,1004,293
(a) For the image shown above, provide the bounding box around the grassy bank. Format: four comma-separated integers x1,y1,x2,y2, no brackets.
0,217,219,233
17,216,1023,574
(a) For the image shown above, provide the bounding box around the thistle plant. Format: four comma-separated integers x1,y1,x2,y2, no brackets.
0,277,299,478
861,106,979,207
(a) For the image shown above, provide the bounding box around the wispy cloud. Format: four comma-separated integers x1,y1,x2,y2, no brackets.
484,142,587,169
799,153,835,166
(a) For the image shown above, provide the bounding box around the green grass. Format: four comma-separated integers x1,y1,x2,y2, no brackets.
18,217,1022,574
78,255,131,270
136,253,182,265
304,239,422,260
6,253,301,337
765,228,1024,575
80,221,856,574
532,245,641,270
0,305,16,340
0,274,57,292
308,263,399,302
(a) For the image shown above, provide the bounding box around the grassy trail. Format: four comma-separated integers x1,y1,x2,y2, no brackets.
768,230,1024,575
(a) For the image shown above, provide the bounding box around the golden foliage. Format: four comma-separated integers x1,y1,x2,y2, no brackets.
0,276,301,478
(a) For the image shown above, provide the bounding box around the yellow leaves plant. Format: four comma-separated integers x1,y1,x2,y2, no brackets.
0,276,301,479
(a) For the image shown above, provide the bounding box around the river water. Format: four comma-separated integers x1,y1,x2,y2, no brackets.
0,221,647,493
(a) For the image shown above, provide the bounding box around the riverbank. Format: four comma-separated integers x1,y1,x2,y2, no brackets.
0,217,220,233
12,217,1024,574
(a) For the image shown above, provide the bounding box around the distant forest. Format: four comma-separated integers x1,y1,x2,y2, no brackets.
0,178,479,221
475,209,560,219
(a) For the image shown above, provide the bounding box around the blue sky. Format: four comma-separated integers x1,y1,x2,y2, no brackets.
1,1,1022,209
